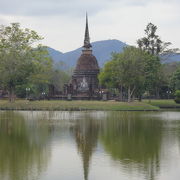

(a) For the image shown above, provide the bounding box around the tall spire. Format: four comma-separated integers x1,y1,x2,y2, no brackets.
83,13,92,49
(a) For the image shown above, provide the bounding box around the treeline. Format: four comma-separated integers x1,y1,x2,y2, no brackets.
99,23,180,102
1,22,180,103
0,23,70,101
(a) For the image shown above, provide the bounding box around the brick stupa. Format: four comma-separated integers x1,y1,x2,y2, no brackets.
70,14,100,97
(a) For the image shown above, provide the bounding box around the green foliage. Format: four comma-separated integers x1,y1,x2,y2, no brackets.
99,46,160,101
137,23,172,55
0,23,53,101
50,69,70,91
161,62,180,87
175,90,180,98
170,67,180,91
136,23,179,98
137,23,162,55
99,60,117,88
144,55,161,94
28,47,53,98
174,90,180,104
15,84,29,98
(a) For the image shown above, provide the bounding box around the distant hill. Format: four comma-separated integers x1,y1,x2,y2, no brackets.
47,39,180,69
48,47,64,61
48,39,127,68
161,53,180,64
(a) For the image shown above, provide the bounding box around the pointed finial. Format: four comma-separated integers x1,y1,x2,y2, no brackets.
83,12,92,49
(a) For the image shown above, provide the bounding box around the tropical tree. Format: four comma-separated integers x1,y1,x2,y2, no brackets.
99,60,117,88
137,22,175,56
0,23,52,101
50,69,70,92
116,47,150,102
99,46,162,102
170,67,180,91
144,55,161,98
99,47,154,102
174,90,180,103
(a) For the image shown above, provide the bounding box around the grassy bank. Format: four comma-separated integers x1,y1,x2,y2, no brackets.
144,99,180,108
0,100,159,111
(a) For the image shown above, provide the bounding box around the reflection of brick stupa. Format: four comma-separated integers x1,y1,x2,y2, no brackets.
68,14,100,98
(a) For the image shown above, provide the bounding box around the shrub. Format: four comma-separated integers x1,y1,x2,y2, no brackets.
174,90,180,104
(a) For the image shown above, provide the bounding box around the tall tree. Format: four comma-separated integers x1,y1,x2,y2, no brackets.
99,47,153,102
144,55,161,98
170,66,180,91
114,47,147,102
50,69,70,92
0,23,52,101
137,23,178,56
99,60,118,89
137,23,171,98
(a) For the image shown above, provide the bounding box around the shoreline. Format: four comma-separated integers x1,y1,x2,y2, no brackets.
0,99,179,111
0,100,159,111
0,108,160,111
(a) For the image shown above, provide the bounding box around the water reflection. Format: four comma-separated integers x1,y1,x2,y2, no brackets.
0,111,51,180
0,111,180,180
100,112,163,180
71,114,99,180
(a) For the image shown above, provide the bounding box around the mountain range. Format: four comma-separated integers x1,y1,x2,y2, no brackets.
47,39,180,69
48,39,127,68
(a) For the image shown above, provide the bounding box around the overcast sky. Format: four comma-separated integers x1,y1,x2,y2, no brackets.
0,0,179,52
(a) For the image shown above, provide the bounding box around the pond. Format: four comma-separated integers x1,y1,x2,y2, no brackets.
0,110,180,180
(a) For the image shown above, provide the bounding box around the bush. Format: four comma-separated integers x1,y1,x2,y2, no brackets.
175,98,180,104
175,90,180,97
174,90,180,104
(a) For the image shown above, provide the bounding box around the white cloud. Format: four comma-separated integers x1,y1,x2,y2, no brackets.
0,0,179,52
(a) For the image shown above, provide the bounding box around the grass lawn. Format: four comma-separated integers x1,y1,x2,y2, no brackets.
0,100,159,111
144,99,180,108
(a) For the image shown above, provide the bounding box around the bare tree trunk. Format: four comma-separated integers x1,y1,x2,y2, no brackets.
156,88,160,99
9,86,15,102
128,86,135,103
148,91,151,103
119,85,123,101
138,95,142,102
131,94,135,101
128,86,131,103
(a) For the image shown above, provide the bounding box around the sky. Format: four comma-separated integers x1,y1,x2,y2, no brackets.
0,0,180,52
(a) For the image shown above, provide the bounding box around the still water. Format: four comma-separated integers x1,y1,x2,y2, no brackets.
0,110,180,180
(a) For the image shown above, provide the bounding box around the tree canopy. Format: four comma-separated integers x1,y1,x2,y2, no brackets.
137,22,179,56
0,23,53,101
99,46,161,102
170,67,180,91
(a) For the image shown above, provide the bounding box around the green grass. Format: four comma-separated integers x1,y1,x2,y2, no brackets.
0,100,159,111
144,99,180,108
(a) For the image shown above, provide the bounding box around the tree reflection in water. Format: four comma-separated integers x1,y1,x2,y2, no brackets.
69,111,164,180
0,110,170,180
0,111,51,180
100,112,163,180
